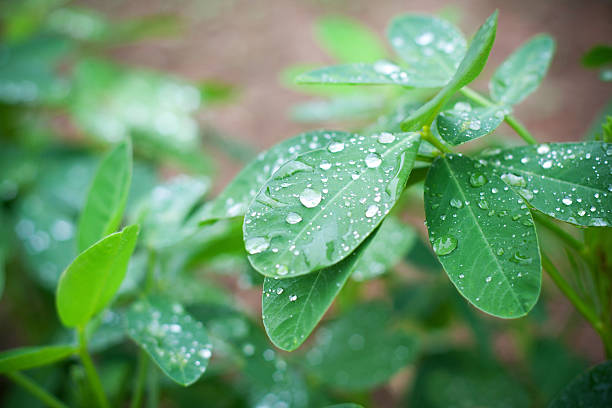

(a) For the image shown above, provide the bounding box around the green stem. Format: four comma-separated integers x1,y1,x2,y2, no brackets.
146,367,159,408
144,248,157,294
533,212,586,254
420,126,453,154
6,372,69,408
78,327,110,408
130,350,149,408
459,87,538,145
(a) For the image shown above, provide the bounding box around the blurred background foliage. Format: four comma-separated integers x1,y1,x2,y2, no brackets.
0,0,610,407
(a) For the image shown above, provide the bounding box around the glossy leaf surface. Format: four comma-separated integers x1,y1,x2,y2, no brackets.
77,140,132,252
436,102,508,146
126,296,212,386
56,225,139,328
425,154,541,318
483,142,612,227
244,132,420,278
549,361,612,408
0,345,76,373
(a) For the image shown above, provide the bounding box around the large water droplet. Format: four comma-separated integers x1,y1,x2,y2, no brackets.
510,252,532,265
300,188,322,208
562,197,572,206
365,205,379,218
378,132,395,144
328,142,345,153
246,237,270,254
286,212,302,224
537,144,550,154
319,161,332,170
432,235,458,256
469,173,488,187
365,153,382,168
541,160,553,169
501,173,527,187
449,198,463,208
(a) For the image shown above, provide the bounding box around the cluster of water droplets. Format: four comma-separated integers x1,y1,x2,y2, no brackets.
437,101,509,144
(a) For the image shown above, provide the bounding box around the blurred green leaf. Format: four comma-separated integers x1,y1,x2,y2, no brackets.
315,16,387,63
490,34,555,106
585,99,612,141
56,224,139,328
582,45,612,68
436,101,508,145
125,296,212,386
291,94,386,123
0,345,76,373
549,361,612,407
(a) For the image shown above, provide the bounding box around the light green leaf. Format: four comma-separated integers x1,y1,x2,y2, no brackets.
401,11,498,131
125,296,212,386
352,216,416,281
482,142,612,227
387,14,467,86
424,154,541,318
244,132,420,278
436,102,509,145
262,232,374,351
56,224,139,328
549,361,612,408
291,94,386,123
77,140,132,252
0,345,76,373
490,34,555,106
203,130,355,222
315,16,387,63
585,99,612,141
304,302,418,390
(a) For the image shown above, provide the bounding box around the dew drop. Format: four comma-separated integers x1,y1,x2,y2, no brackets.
432,235,458,256
541,160,553,169
510,252,532,265
449,198,463,208
537,144,550,154
501,173,527,187
365,204,379,218
276,287,284,295
286,212,303,224
365,153,382,168
562,197,572,206
246,237,270,254
378,132,395,144
328,142,345,153
469,173,488,187
299,188,322,208
416,31,434,45
289,294,298,302
319,161,332,170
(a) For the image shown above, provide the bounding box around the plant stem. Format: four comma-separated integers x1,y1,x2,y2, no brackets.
6,372,69,408
420,126,453,154
459,87,538,145
78,327,110,408
532,212,586,254
144,248,157,294
130,350,149,408
147,367,159,408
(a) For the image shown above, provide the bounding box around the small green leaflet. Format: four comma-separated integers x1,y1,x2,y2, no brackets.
202,131,355,222
425,154,541,318
296,62,431,87
387,14,467,86
304,302,418,390
262,232,375,351
490,34,555,106
56,224,139,328
436,102,509,146
482,142,612,227
401,11,498,131
244,132,420,278
315,16,387,63
0,345,76,373
549,361,612,408
352,216,416,281
77,139,132,252
125,297,212,386
291,94,386,123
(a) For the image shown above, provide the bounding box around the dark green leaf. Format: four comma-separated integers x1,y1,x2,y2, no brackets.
490,34,555,106
56,225,139,328
425,154,541,318
125,296,212,386
401,11,498,131
304,302,418,390
203,131,355,222
77,140,132,252
482,142,612,227
549,361,612,408
244,132,420,278
315,16,387,63
582,45,612,68
0,345,76,373
436,102,508,145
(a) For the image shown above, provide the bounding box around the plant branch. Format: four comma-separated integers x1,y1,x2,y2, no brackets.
6,372,69,408
78,327,110,408
420,126,453,154
130,349,149,408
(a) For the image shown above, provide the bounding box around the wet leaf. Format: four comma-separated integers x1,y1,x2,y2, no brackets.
77,139,132,252
436,102,508,145
56,225,139,328
125,296,212,386
304,302,418,390
425,154,541,318
291,95,385,123
482,142,612,227
203,131,354,222
0,345,76,373
401,11,498,131
244,132,420,278
549,361,612,408
315,16,387,63
490,34,555,106
387,14,467,87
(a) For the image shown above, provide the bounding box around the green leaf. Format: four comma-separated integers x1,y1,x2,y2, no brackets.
326,404,363,408
125,296,212,386
291,94,386,123
387,14,467,86
482,142,612,227
315,16,387,63
401,11,498,131
424,154,541,318
77,140,132,252
244,132,420,278
0,345,76,373
489,34,555,106
352,216,416,281
549,361,612,408
585,99,612,141
436,101,508,145
582,45,612,68
203,130,355,222
262,232,374,351
56,224,139,328
304,302,418,390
